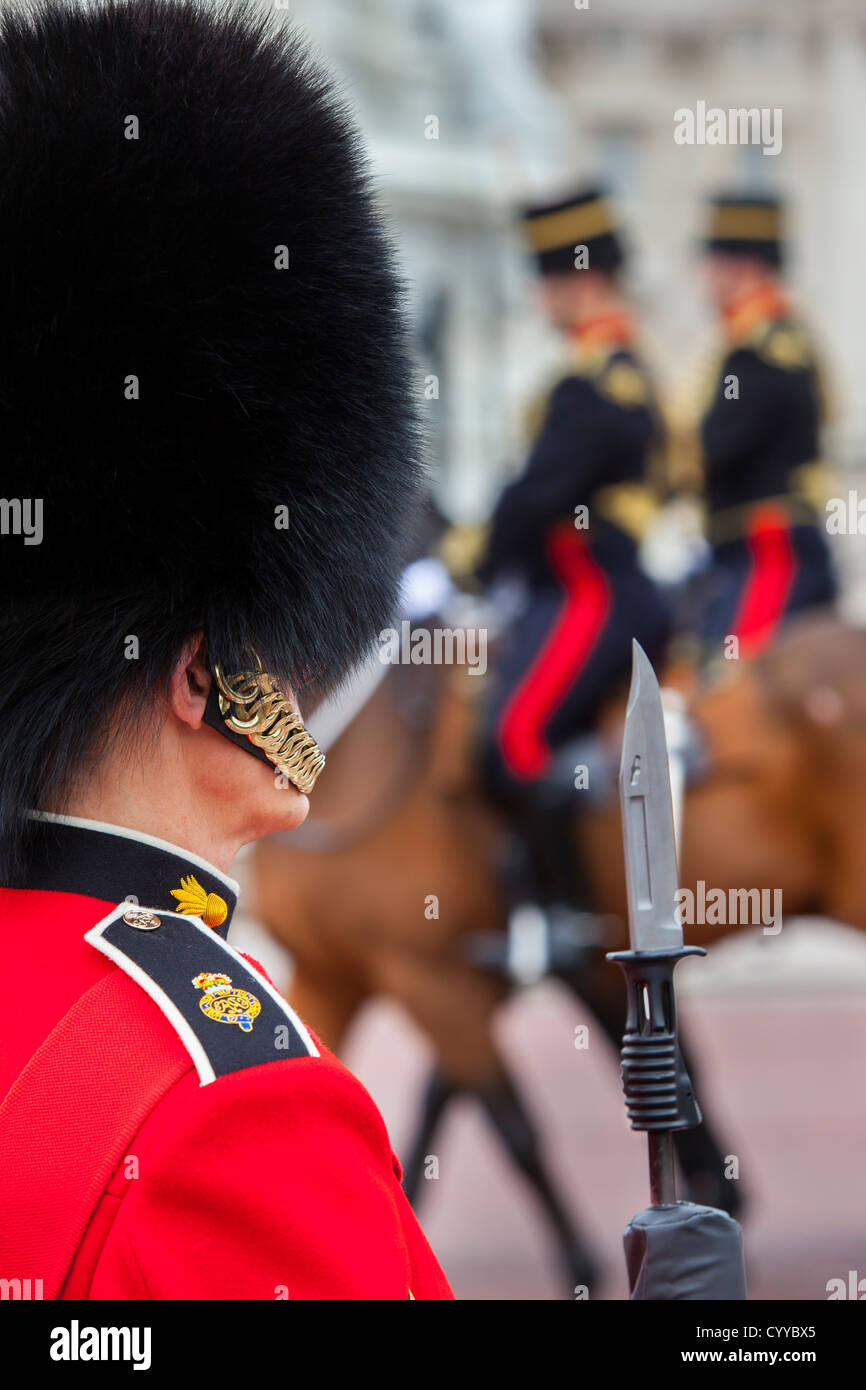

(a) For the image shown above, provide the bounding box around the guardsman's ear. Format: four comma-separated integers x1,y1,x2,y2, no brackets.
169,631,211,729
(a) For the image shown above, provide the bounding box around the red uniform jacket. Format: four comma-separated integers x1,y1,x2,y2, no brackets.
0,815,453,1300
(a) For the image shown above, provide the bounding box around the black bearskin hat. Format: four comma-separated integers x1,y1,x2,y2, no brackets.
0,0,421,872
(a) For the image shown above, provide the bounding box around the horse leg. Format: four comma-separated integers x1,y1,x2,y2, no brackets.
473,1064,600,1293
403,1058,602,1294
562,953,743,1216
401,1067,460,1207
377,952,601,1293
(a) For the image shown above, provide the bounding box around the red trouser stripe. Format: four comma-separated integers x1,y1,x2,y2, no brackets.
730,505,797,657
498,528,611,779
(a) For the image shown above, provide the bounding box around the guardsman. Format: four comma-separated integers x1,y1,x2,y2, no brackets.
0,1,451,1300
476,187,669,905
694,193,837,661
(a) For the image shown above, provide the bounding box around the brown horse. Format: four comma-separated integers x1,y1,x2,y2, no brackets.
253,656,509,1084
250,612,865,1287
582,615,866,940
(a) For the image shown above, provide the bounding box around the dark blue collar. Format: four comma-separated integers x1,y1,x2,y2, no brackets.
16,814,239,939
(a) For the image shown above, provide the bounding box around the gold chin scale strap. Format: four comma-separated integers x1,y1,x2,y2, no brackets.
212,654,325,795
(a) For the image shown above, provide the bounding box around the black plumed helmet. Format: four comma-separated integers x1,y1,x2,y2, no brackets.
0,0,421,871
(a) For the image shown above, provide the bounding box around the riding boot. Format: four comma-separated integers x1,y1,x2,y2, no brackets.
520,798,583,908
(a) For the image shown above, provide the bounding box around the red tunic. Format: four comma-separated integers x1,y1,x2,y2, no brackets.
0,819,453,1301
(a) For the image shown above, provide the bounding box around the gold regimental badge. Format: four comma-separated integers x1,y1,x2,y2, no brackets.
192,971,261,1033
171,874,228,930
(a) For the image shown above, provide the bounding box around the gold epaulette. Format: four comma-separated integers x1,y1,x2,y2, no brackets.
522,350,650,446
573,346,650,410
748,319,813,371
748,318,832,427
595,358,650,409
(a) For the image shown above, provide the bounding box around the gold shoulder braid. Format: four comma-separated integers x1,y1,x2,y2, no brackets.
595,360,649,409
213,653,325,795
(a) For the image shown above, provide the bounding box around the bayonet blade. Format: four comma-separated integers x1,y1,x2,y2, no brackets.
619,641,682,952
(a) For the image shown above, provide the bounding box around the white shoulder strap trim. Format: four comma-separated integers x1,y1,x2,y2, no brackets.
84,905,318,1086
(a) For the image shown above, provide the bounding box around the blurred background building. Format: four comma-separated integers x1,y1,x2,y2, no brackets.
285,0,866,610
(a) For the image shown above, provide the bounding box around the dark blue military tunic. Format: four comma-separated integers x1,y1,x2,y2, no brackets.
479,323,669,787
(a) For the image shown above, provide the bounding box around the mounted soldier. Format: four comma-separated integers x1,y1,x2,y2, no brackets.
476,186,669,911
692,193,837,663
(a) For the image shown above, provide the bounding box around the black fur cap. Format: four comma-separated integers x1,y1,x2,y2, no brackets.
0,0,421,868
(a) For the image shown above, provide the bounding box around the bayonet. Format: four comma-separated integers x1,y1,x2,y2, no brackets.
608,642,705,1207
620,642,683,954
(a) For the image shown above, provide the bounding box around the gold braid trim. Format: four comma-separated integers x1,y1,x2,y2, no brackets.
707,204,782,241
524,198,616,254
213,657,325,795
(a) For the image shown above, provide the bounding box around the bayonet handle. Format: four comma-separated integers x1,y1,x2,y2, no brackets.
606,946,706,1133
